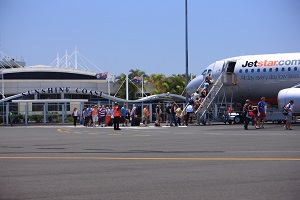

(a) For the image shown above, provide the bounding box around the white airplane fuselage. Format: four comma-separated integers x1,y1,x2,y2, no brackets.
187,52,300,113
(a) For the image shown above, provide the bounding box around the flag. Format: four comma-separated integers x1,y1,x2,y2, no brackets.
131,76,142,83
95,72,108,80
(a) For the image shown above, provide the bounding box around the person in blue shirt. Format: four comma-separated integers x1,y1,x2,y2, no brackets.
257,97,266,129
203,80,210,94
121,104,127,126
82,107,90,127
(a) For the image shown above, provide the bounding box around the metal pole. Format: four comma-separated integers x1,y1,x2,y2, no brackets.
126,74,129,101
56,53,59,68
75,46,78,69
1,70,4,124
65,49,68,68
25,103,28,125
141,74,144,98
108,80,110,106
43,104,46,124
185,0,189,103
62,104,65,124
6,102,9,125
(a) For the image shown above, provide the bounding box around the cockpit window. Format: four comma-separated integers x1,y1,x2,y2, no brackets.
201,70,207,75
207,69,212,74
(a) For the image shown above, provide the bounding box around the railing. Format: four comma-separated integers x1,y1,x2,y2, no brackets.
194,72,225,121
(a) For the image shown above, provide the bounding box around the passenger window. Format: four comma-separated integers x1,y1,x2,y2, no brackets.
257,69,260,72
294,67,297,71
269,68,272,72
275,68,278,72
281,68,285,71
251,69,254,73
239,69,242,73
245,69,248,73
288,67,291,71
263,68,266,72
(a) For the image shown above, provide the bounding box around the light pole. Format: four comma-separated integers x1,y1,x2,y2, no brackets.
141,74,144,98
185,0,189,103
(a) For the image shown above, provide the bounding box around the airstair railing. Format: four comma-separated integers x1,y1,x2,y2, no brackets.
182,78,206,115
194,72,225,121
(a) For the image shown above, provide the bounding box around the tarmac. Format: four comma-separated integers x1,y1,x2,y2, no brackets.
0,122,299,200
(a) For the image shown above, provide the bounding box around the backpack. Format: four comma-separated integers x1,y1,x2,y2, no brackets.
282,104,290,116
166,106,171,114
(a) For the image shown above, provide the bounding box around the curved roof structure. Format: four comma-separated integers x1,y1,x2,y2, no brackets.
2,65,99,80
1,90,185,103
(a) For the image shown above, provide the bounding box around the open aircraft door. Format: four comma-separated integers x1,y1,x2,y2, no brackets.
209,61,225,82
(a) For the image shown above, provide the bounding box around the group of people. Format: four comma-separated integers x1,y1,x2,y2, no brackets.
154,102,183,127
243,97,295,130
71,96,295,130
243,97,265,130
71,104,134,130
71,103,153,130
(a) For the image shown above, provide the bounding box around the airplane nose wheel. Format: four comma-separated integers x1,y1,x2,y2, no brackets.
234,115,242,124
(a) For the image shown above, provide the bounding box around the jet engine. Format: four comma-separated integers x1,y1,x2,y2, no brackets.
278,87,300,115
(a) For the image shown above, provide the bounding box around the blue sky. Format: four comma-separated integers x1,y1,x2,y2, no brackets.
0,0,299,76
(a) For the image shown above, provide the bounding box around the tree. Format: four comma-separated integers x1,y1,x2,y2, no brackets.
146,74,167,94
168,74,186,95
146,73,194,95
114,71,196,98
114,69,147,100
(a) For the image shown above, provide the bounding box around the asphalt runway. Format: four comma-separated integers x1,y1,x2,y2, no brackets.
1,123,300,200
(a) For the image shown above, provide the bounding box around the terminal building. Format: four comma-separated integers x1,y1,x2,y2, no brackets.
0,52,185,125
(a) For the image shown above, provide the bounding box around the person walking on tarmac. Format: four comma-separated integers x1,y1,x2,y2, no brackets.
284,100,294,130
257,97,267,129
113,102,121,130
72,107,79,127
243,99,253,130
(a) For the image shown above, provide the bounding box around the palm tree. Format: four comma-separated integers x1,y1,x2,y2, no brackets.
114,69,147,100
146,74,167,94
168,74,186,95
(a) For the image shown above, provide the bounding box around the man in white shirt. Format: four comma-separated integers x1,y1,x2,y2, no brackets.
284,100,294,130
185,104,194,126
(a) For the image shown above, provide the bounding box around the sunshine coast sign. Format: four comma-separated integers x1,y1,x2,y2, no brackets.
21,87,103,96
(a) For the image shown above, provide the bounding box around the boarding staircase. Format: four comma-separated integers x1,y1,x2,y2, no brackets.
182,72,238,125
194,72,225,124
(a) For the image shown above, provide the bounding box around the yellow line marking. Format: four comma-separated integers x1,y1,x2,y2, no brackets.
0,156,299,161
134,135,151,137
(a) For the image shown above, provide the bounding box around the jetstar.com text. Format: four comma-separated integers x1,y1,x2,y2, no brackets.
242,59,300,67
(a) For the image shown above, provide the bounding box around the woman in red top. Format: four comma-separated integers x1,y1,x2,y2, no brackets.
113,102,121,130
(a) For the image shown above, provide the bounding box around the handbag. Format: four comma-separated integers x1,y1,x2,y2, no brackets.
248,111,254,117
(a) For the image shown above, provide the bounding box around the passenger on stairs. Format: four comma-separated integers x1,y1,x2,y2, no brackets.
203,80,210,94
205,74,212,85
200,88,206,102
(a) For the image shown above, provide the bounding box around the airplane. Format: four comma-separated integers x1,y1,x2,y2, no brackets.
186,52,300,117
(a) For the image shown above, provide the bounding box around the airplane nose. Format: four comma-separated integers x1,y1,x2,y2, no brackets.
186,75,203,95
